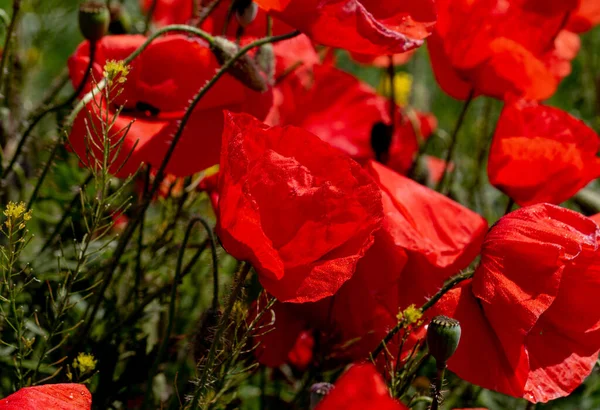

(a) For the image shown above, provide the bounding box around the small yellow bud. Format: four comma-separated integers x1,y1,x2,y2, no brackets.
397,304,423,326
73,352,97,374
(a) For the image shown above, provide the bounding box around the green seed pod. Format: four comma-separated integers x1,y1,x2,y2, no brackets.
426,315,461,367
211,36,269,92
79,2,110,43
310,382,334,409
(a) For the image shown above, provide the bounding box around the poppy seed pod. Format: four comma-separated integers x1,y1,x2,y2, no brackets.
211,37,268,92
78,2,110,43
310,382,334,409
427,315,461,367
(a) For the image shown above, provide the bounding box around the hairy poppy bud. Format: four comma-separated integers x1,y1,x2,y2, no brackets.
370,121,393,164
192,308,222,363
211,36,268,92
78,2,110,43
310,382,334,409
235,1,258,27
255,43,275,85
109,4,132,35
427,315,461,368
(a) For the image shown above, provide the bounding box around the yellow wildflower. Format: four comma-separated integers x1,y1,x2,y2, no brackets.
397,304,423,326
103,60,130,84
73,352,97,374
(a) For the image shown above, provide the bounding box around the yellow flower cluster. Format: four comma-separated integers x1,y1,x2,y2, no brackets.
103,60,130,85
73,352,97,374
397,304,423,327
3,202,32,230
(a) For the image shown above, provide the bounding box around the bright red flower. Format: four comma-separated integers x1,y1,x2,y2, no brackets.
267,63,437,176
0,384,91,410
321,161,487,359
429,0,579,100
140,0,192,26
253,0,436,55
430,204,600,403
141,0,292,36
216,112,383,303
68,35,272,177
567,0,600,33
252,162,486,365
316,364,407,410
488,100,600,206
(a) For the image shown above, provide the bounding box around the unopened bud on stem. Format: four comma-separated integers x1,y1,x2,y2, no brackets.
426,315,461,368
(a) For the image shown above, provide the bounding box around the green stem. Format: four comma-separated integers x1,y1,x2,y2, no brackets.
189,262,252,409
142,218,203,409
0,0,20,100
371,270,473,360
39,173,93,252
435,90,474,193
143,0,158,34
431,366,446,410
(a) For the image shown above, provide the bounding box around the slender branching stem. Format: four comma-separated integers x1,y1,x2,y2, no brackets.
436,90,475,193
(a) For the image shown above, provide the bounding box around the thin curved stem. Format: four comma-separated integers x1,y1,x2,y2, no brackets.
435,90,475,193
40,173,93,252
0,0,20,99
189,262,252,409
194,216,220,310
142,218,203,409
371,270,473,360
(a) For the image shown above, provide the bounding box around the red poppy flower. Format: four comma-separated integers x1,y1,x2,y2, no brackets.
141,0,293,36
567,0,600,33
542,30,581,80
267,63,437,176
488,100,600,206
216,112,383,303
253,161,486,364
429,0,579,100
321,161,487,359
0,384,91,410
429,203,600,403
253,0,436,55
140,0,192,26
316,364,407,410
68,35,272,177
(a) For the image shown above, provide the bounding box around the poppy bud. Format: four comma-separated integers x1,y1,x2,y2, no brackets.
255,43,275,85
109,4,132,35
211,36,268,92
426,315,461,368
192,308,222,363
310,382,334,409
235,1,259,27
370,121,393,164
78,2,110,43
